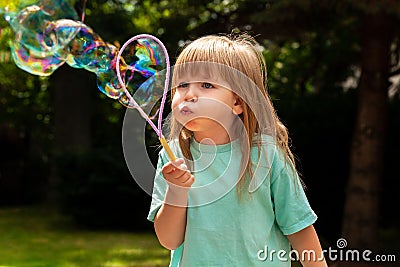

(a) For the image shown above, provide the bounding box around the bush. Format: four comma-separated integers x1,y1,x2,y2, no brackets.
56,147,153,231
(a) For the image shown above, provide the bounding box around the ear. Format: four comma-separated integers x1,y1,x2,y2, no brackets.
232,97,243,115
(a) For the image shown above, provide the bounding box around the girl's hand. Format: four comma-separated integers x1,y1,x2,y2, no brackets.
156,158,194,249
162,158,195,188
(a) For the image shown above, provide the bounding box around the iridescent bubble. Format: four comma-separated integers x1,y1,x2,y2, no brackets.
7,0,79,50
97,65,125,99
118,38,166,113
43,19,82,54
9,5,54,52
4,1,80,76
64,23,116,73
10,39,65,76
1,0,37,17
3,0,168,110
39,0,79,20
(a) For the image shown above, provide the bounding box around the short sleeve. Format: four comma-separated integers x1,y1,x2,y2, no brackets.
147,150,169,222
271,163,317,235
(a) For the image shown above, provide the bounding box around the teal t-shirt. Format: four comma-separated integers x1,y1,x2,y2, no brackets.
148,135,317,266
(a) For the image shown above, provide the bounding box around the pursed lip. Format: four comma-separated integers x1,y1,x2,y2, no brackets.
178,104,194,115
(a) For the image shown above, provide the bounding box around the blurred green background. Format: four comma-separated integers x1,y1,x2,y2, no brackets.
0,1,399,266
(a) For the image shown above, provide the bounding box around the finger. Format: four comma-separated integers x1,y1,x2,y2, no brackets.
163,158,186,174
172,158,187,170
162,162,176,174
182,173,194,184
181,175,195,187
178,163,188,171
163,167,188,182
176,170,191,182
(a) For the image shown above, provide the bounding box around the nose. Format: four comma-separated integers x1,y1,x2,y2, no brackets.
184,83,198,102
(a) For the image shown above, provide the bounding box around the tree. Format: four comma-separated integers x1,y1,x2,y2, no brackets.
341,9,393,261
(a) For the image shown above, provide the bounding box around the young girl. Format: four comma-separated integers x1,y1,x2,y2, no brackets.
148,34,327,267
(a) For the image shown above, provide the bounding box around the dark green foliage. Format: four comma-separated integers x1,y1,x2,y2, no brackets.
273,90,357,241
56,147,152,230
54,84,153,230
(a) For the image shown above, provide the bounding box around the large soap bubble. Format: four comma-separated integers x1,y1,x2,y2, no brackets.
2,0,167,110
2,0,174,162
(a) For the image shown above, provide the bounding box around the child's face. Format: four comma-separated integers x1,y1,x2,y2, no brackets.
171,76,243,143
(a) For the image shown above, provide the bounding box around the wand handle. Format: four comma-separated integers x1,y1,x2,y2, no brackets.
159,136,176,161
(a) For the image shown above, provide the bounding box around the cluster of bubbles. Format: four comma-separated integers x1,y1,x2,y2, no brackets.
1,0,166,111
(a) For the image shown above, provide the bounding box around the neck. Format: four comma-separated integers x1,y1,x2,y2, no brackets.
193,131,231,145
190,117,242,145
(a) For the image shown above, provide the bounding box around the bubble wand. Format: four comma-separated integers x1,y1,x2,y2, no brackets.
115,34,176,161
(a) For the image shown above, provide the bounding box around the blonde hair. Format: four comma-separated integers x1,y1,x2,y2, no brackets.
169,34,297,192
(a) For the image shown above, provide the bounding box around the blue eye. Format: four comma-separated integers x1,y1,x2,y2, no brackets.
202,82,213,89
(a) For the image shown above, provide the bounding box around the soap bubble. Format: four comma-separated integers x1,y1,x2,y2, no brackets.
116,37,166,113
3,0,167,108
10,38,65,76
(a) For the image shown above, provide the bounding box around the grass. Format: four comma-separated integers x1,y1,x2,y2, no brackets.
0,206,170,267
1,206,398,267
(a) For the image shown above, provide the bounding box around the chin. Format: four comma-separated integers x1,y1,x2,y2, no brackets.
182,120,199,132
